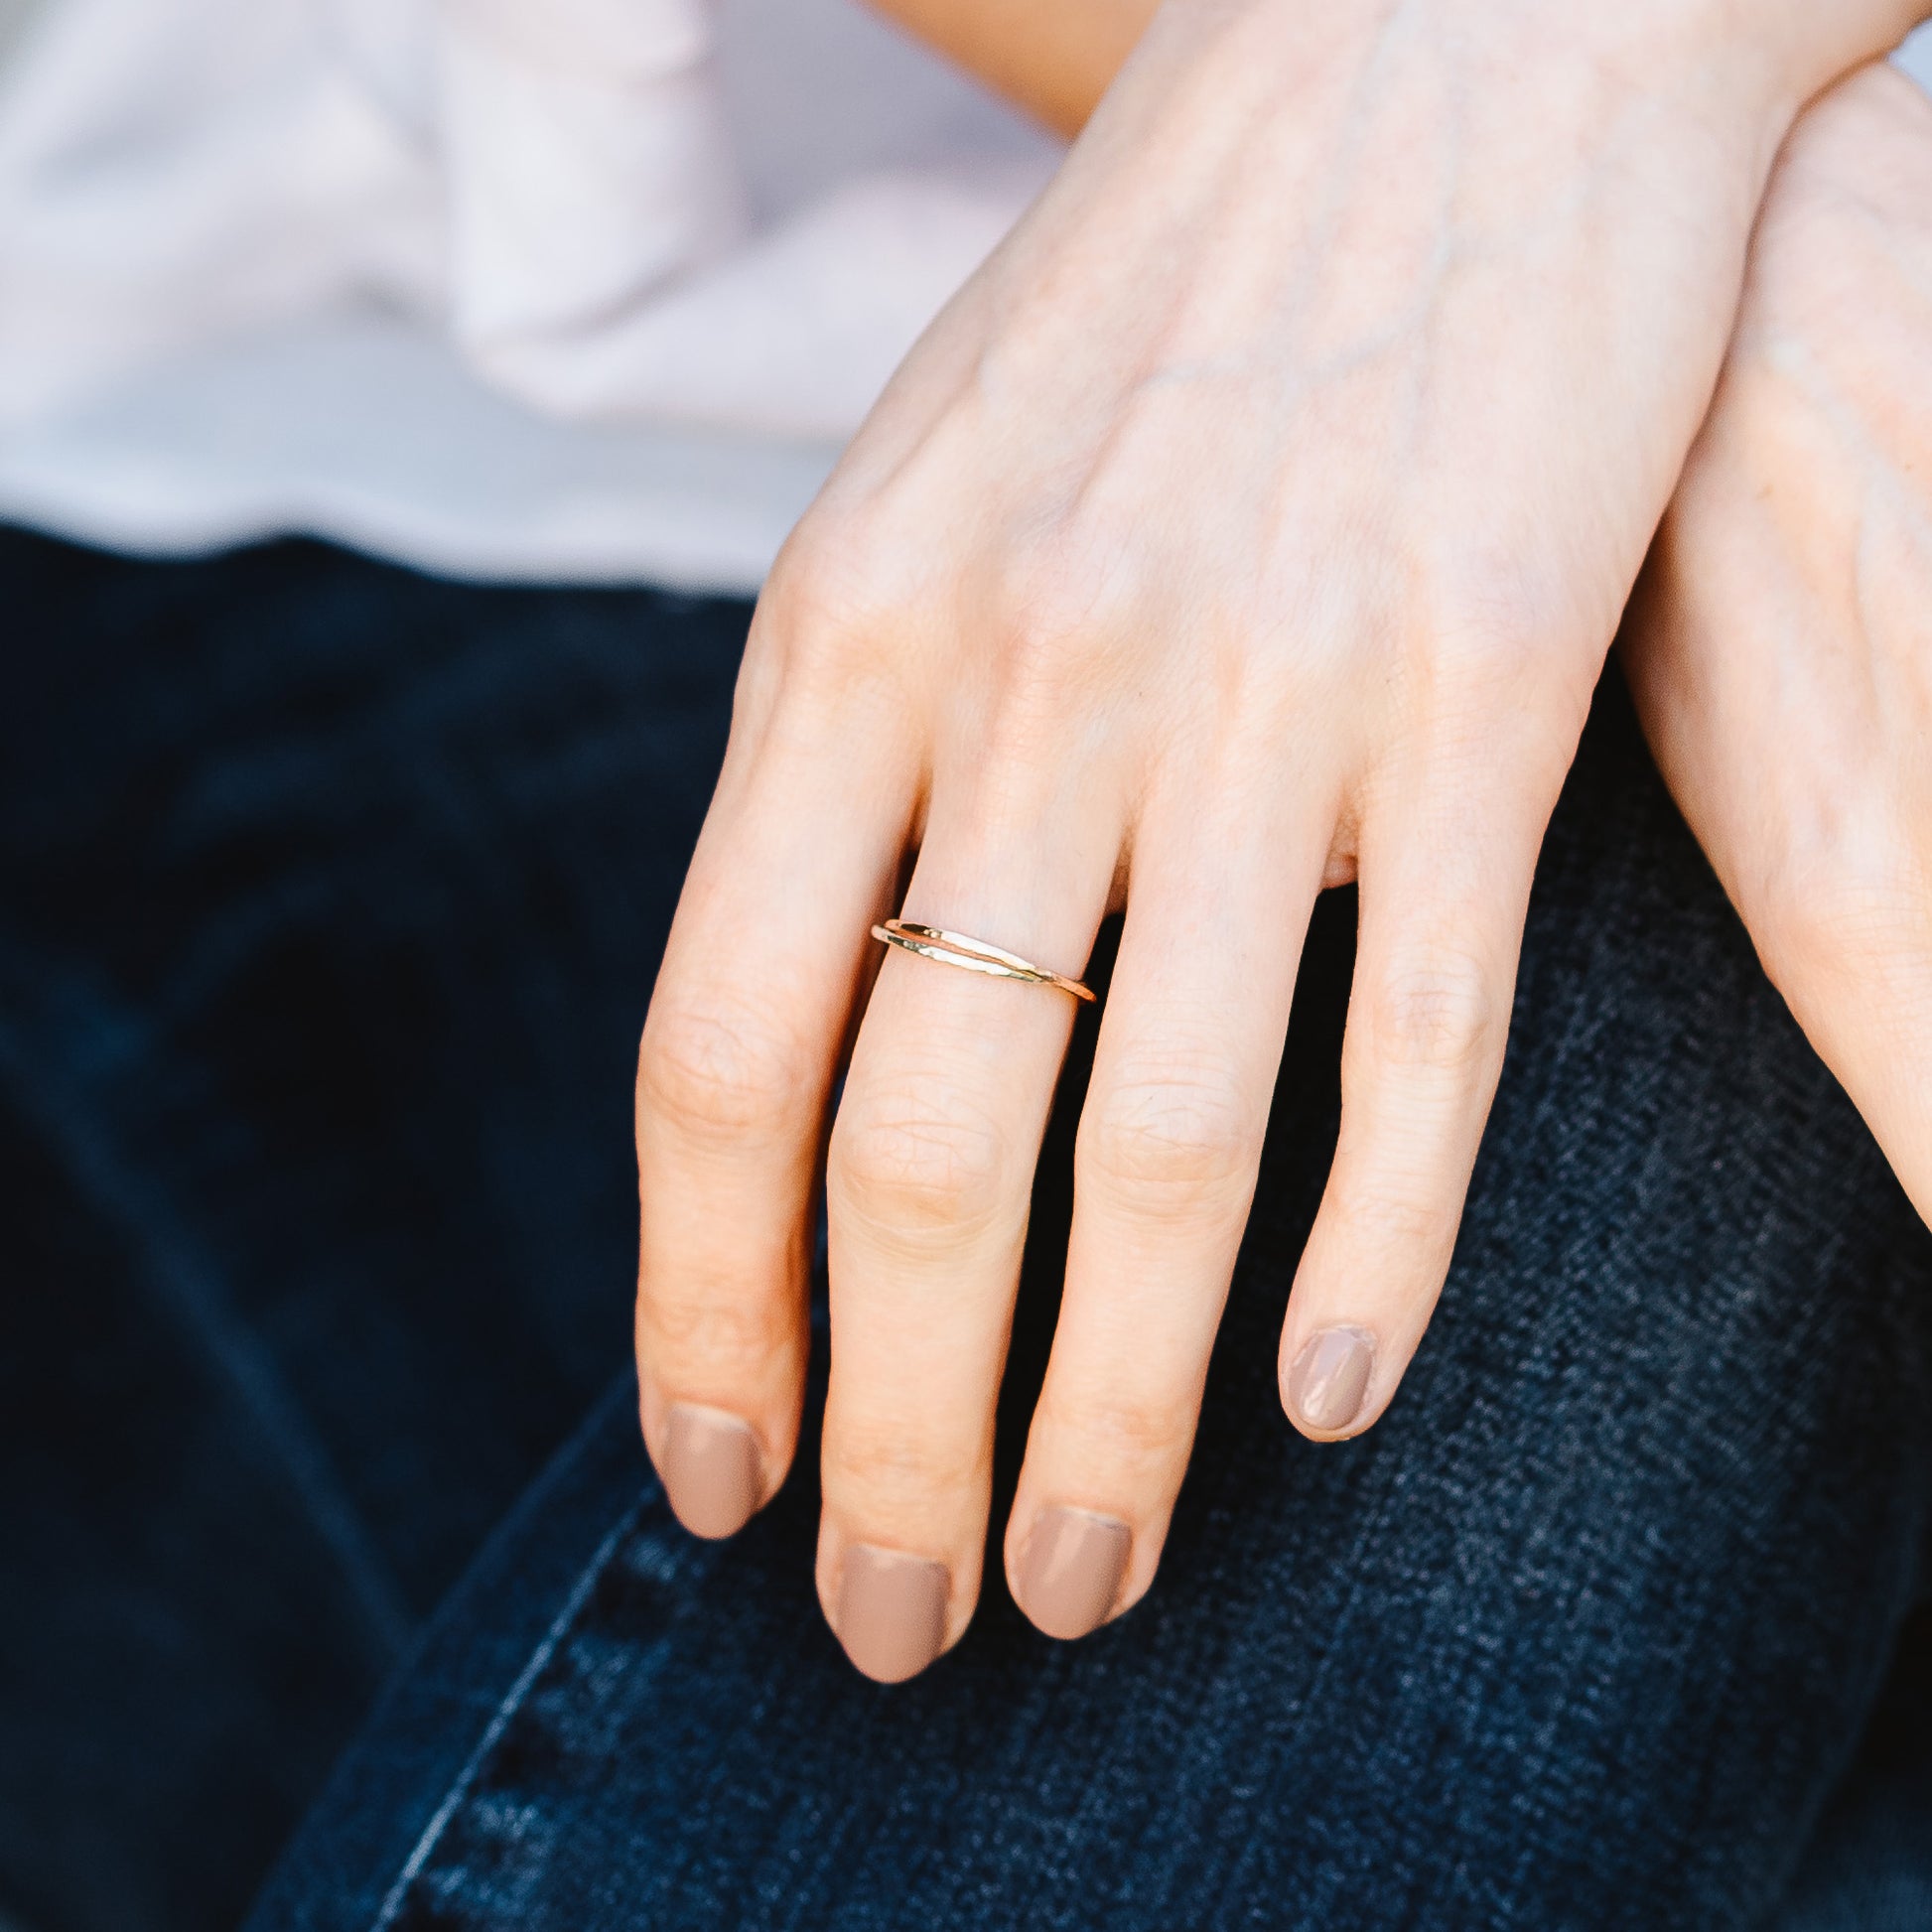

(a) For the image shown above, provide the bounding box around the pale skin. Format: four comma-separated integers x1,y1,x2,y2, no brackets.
633,0,1932,1680
1627,64,1932,1241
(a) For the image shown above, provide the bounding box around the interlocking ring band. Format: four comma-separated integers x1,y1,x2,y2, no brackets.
870,919,1097,1004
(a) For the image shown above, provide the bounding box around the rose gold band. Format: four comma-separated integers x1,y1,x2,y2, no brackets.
870,919,1097,1004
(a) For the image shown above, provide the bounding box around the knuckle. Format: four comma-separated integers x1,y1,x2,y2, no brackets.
1366,944,1502,1075
1429,582,1544,681
1422,540,1567,669
984,524,1132,695
1037,1387,1196,1471
1399,557,1596,743
822,1414,981,1506
1760,840,1929,1003
640,1282,783,1379
758,502,915,687
768,498,895,625
1331,1179,1458,1256
996,542,1100,658
1078,1061,1256,1211
637,997,813,1152
830,1087,1014,1240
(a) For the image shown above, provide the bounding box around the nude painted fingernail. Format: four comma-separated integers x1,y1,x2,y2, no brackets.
661,1404,761,1539
1019,1506,1131,1641
1287,1326,1376,1434
836,1544,949,1683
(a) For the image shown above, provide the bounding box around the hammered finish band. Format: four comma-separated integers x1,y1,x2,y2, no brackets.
871,919,1097,1004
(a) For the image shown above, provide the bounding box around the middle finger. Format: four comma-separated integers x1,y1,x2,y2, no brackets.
1005,764,1331,1640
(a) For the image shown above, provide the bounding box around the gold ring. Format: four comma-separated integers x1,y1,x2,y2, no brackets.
870,919,1096,1004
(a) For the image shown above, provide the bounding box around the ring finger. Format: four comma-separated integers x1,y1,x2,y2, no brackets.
818,774,1121,1681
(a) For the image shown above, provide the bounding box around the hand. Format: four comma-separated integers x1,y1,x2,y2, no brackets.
1625,63,1932,1234
634,0,1917,1681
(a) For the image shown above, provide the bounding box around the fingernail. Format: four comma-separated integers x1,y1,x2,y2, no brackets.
1287,1326,1376,1434
661,1403,761,1539
1018,1506,1131,1641
836,1544,949,1683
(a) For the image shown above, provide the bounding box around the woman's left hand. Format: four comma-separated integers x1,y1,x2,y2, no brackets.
634,0,1923,1681
1627,62,1932,1234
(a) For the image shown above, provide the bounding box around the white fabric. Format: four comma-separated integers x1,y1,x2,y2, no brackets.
0,4,1928,595
0,0,1057,590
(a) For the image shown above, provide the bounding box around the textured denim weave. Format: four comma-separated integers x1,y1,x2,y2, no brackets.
0,531,747,1932
250,581,1932,1926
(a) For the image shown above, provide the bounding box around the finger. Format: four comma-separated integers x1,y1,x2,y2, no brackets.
634,621,914,1539
817,779,1120,1681
1007,780,1329,1640
1279,754,1553,1442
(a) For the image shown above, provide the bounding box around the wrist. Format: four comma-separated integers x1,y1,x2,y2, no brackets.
1159,0,1925,123
1739,0,1932,112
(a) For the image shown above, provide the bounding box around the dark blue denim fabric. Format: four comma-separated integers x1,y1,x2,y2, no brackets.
3,530,1928,1932
0,530,746,1932
250,614,1932,1927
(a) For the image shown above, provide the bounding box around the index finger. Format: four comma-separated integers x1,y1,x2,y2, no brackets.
634,621,915,1536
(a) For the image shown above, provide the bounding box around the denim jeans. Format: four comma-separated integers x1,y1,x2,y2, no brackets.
0,530,745,1932
2,531,1928,1932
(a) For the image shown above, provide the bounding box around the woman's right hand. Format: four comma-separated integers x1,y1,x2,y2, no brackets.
1626,62,1932,1232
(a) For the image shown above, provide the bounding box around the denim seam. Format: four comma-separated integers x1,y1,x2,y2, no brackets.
366,1501,646,1932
